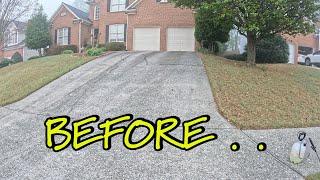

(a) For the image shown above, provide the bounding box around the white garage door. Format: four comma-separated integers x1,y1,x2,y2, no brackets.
288,43,295,64
134,28,160,51
167,28,195,51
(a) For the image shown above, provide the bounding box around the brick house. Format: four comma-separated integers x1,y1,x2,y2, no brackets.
50,3,92,52
50,1,319,64
51,0,195,52
0,21,38,61
284,32,320,64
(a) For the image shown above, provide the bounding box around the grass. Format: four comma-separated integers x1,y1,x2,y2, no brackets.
201,53,320,130
306,173,320,180
0,54,94,106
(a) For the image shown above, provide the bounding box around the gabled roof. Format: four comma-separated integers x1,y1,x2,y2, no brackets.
126,0,142,12
12,21,27,30
50,3,91,24
63,3,91,22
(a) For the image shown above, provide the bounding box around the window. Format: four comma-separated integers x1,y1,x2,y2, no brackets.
298,46,313,55
7,29,18,46
94,6,100,20
109,24,125,42
60,12,67,16
314,51,320,55
57,28,69,45
110,0,126,12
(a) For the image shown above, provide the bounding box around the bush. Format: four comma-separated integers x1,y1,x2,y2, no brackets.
46,45,78,56
0,58,11,68
224,54,246,61
86,48,104,56
195,4,233,51
226,35,289,64
62,50,74,54
106,42,126,51
11,52,23,64
85,44,92,50
97,44,105,48
28,56,41,60
254,35,289,64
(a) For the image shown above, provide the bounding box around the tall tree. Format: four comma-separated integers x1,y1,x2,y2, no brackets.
171,0,319,66
195,4,233,52
0,0,34,46
25,6,51,56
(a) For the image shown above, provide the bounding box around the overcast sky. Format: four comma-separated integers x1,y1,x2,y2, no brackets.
38,0,74,18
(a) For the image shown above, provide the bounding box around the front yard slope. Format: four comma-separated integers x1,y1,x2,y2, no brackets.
201,54,320,130
0,54,94,106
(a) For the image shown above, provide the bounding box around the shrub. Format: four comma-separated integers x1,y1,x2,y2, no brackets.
62,50,74,54
255,35,289,64
85,44,92,50
227,35,289,64
97,44,105,48
106,42,126,51
243,35,289,64
46,45,78,56
195,4,233,51
0,58,11,68
224,54,246,61
28,56,41,60
11,52,23,64
86,48,104,56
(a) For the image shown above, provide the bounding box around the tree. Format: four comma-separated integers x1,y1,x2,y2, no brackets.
0,0,34,46
195,4,233,53
25,6,51,56
171,0,319,66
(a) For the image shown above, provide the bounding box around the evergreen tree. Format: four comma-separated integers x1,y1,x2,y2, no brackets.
25,6,51,56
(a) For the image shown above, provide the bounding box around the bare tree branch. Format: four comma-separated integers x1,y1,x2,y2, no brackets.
0,0,35,46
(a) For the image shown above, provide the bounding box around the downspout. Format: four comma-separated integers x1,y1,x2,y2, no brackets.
78,20,82,53
318,29,320,51
126,14,128,51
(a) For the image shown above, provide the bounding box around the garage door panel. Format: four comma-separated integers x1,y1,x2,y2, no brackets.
134,28,160,51
167,28,195,51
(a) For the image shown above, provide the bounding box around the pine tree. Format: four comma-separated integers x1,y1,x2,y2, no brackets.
25,6,51,56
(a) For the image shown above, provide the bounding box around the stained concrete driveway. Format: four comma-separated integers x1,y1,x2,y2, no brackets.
0,52,319,179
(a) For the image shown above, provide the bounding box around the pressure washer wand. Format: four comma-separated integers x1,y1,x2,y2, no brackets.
309,138,320,163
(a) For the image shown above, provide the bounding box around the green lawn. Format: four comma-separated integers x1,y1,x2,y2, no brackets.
201,54,320,130
0,54,94,106
307,173,320,180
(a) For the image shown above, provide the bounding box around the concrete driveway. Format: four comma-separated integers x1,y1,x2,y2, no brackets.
0,52,319,179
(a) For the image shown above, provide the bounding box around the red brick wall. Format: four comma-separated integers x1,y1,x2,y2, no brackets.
284,33,318,63
127,1,195,51
3,48,23,59
88,0,134,44
51,6,80,49
81,23,92,47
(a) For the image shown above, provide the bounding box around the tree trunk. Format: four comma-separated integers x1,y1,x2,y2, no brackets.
246,32,256,66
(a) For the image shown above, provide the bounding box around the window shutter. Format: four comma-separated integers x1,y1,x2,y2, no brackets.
68,27,71,45
124,24,127,42
126,0,129,7
107,0,111,12
55,29,57,44
106,25,109,43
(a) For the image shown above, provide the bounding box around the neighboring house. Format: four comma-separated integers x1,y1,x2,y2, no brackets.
0,21,38,61
51,0,195,52
50,3,92,52
226,25,320,64
284,32,319,64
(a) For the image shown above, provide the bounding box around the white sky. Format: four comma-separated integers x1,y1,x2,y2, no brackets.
38,0,74,18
